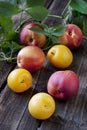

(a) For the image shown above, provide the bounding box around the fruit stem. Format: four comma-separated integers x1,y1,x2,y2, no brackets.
51,51,55,55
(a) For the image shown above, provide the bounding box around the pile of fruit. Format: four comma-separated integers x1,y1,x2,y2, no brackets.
0,0,87,121
7,22,83,120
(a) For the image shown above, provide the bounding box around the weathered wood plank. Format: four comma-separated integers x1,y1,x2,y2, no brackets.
45,0,53,8
1,0,87,130
43,0,68,26
0,70,41,130
37,40,87,129
0,62,16,89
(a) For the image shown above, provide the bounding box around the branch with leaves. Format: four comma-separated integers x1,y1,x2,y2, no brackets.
0,0,87,64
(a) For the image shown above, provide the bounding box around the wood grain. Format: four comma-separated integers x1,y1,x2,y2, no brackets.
1,0,87,130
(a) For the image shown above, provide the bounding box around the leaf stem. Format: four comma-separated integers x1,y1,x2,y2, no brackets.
15,16,33,32
0,52,17,63
48,14,62,19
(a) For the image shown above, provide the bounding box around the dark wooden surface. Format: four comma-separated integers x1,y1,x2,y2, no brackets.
0,0,87,130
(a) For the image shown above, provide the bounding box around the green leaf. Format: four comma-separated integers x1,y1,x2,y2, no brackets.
0,41,23,56
0,2,21,17
0,0,18,5
18,0,26,5
51,26,66,36
10,41,23,53
0,16,13,34
27,6,49,21
83,15,87,36
0,16,20,42
29,26,49,35
27,0,45,7
70,0,87,14
0,25,3,33
0,42,10,55
6,31,19,42
35,22,48,30
71,11,83,29
0,0,26,6
51,36,60,43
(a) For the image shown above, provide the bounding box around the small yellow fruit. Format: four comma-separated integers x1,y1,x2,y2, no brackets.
28,92,55,120
47,45,73,69
7,68,33,92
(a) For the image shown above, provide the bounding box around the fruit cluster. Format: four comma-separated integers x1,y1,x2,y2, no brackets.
7,22,83,120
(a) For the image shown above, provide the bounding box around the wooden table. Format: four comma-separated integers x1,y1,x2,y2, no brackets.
0,0,87,130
